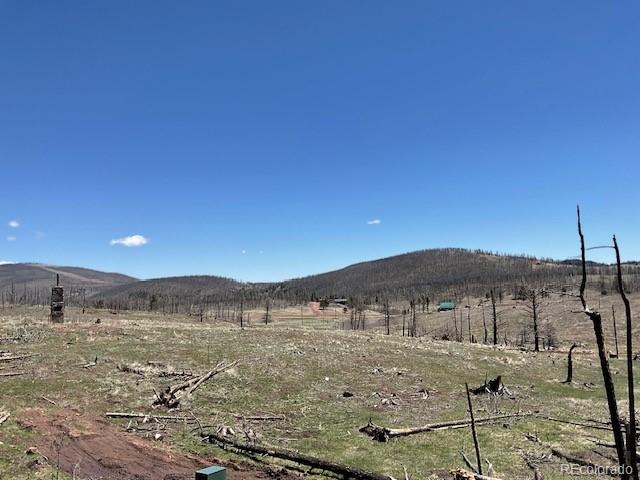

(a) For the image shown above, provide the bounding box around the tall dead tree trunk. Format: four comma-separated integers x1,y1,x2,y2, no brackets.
490,289,498,346
264,298,271,325
577,207,628,477
614,235,638,480
564,344,577,383
482,307,488,344
612,305,620,358
383,298,390,335
465,382,483,476
532,290,540,352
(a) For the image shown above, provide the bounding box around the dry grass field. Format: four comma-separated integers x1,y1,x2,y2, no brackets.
1,292,639,479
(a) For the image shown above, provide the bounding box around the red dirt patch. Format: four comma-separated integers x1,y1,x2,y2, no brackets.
17,408,292,480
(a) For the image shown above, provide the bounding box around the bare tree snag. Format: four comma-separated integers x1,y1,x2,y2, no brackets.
490,290,497,346
612,305,619,358
614,235,638,480
201,430,391,480
563,344,577,384
577,206,628,476
465,383,483,475
529,289,540,351
482,307,488,344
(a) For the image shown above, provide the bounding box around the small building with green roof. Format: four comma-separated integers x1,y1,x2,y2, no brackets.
437,302,456,312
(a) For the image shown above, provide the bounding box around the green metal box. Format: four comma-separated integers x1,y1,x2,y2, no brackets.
196,465,226,480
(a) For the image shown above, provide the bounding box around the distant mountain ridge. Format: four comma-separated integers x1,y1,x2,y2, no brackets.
3,249,638,309
0,263,137,305
0,263,136,291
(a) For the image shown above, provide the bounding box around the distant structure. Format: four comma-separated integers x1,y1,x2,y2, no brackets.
51,274,64,323
437,301,456,312
332,298,349,306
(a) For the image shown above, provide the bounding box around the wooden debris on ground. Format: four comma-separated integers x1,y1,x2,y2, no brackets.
0,352,39,362
0,410,10,426
450,469,503,480
471,376,512,396
81,356,98,368
200,428,391,480
359,412,532,442
152,360,238,409
117,362,194,378
233,413,285,421
105,412,194,422
0,371,26,377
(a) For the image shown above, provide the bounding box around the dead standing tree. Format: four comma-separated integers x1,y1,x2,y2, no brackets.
563,343,577,384
612,305,620,358
490,289,498,346
383,297,391,335
523,289,543,352
264,298,271,325
613,234,638,479
576,207,628,477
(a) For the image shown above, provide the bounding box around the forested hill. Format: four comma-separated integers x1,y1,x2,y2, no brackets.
93,275,244,310
271,248,602,300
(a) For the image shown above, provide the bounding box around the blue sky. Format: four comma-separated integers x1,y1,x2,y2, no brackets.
1,1,639,281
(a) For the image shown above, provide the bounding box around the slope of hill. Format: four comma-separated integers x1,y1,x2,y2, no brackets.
0,263,136,292
96,275,243,298
274,248,587,299
93,275,245,310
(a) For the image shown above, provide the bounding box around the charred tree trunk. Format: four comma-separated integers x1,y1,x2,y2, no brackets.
482,307,488,344
612,305,620,358
564,344,577,383
614,235,638,480
532,290,540,352
465,382,483,476
577,206,628,477
491,289,498,346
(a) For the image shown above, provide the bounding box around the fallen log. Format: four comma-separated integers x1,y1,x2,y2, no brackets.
0,353,39,362
233,414,285,421
153,360,238,408
40,396,56,405
201,430,391,480
532,414,613,432
105,412,194,421
359,412,532,442
451,470,504,480
0,371,26,377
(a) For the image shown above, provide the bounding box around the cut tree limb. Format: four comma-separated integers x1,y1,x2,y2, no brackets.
105,412,194,421
359,412,532,442
0,353,39,362
0,371,26,377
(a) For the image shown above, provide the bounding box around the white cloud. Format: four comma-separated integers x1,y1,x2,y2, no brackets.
110,234,149,247
367,219,381,225
242,250,247,254
0,261,16,265
8,220,19,228
6,236,16,242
